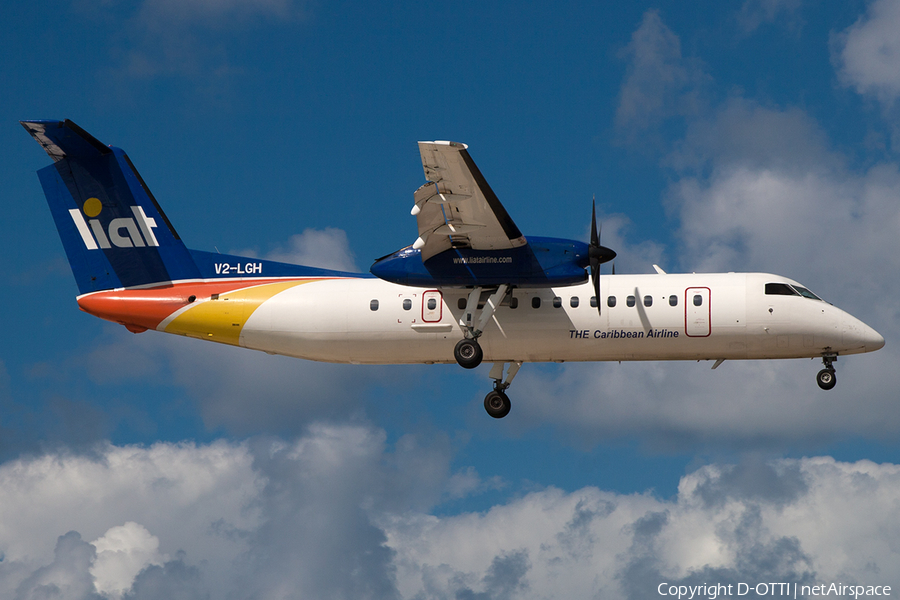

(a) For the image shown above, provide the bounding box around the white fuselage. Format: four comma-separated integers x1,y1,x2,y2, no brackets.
233,272,883,365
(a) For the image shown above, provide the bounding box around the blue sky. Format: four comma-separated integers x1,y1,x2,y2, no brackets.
3,0,900,597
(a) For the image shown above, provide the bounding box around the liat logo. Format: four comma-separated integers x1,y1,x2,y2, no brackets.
68,198,159,250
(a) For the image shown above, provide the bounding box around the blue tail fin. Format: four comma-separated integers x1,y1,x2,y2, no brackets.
22,120,201,294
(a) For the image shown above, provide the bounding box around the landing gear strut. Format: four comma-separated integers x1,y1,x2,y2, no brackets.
483,362,521,419
453,285,508,370
816,354,837,391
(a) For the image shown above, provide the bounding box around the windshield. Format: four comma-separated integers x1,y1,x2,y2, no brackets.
792,285,822,301
765,282,824,301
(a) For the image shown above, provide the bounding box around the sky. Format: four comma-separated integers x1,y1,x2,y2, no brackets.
2,0,900,598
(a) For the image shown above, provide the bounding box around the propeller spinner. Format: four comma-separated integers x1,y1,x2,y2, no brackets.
589,200,617,314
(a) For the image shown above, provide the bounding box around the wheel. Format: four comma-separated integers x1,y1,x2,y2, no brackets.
816,368,836,390
484,390,511,419
454,338,483,369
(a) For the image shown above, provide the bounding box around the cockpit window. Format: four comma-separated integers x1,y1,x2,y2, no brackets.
792,286,822,301
765,283,797,296
765,282,823,301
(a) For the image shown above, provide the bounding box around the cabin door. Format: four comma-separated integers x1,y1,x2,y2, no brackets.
685,287,711,337
422,290,443,322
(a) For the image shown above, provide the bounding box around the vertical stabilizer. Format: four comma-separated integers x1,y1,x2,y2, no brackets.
22,120,200,294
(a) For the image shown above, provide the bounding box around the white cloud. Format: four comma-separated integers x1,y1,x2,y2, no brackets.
588,212,668,275
499,12,899,451
0,424,477,599
515,94,897,449
137,0,298,24
11,531,99,600
511,354,899,450
736,0,804,34
91,523,165,600
615,10,709,141
391,456,900,598
101,0,308,79
834,0,900,107
78,325,388,436
0,442,240,597
263,227,360,273
511,100,900,447
5,424,900,600
3,434,900,599
664,98,900,378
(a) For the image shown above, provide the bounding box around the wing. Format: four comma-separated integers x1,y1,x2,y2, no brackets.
412,141,527,261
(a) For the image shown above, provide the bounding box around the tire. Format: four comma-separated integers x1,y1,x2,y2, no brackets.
484,390,511,419
816,368,836,390
454,338,483,369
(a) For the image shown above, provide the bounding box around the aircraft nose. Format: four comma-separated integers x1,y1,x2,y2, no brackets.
865,326,886,352
842,315,885,353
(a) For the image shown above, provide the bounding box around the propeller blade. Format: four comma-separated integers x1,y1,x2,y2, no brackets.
588,198,617,316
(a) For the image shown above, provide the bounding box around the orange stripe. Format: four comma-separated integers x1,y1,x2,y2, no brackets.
77,279,326,334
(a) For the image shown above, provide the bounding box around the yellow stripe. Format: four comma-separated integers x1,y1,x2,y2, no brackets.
164,280,311,345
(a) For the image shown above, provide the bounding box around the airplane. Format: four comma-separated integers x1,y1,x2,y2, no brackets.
21,119,885,419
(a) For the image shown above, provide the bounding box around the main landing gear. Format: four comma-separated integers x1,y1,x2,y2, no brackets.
451,286,522,418
453,285,508,370
816,354,837,391
484,362,521,419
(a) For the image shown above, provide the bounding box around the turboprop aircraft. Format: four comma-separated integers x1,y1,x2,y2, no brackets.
22,119,885,418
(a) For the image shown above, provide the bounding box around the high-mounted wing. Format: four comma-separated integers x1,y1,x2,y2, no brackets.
412,141,527,261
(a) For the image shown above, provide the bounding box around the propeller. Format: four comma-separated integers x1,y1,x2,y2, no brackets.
589,199,617,315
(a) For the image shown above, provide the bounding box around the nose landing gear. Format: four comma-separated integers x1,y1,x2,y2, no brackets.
816,354,837,390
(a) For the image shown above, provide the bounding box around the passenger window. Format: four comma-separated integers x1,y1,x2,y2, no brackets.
402,299,412,310
643,296,652,307
693,295,703,306
570,296,579,308
370,299,379,311
532,296,541,309
669,295,678,307
553,296,562,308
590,296,597,308
509,297,519,309
626,296,635,307
427,298,437,310
458,298,467,310
608,296,616,308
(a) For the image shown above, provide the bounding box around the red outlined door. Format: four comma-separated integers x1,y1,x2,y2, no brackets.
422,290,443,322
685,287,711,337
